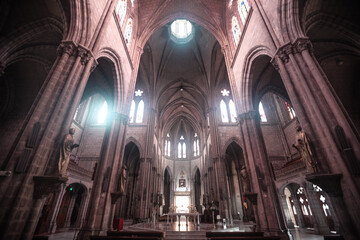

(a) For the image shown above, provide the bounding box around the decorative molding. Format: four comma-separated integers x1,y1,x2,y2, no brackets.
57,41,77,57
77,45,92,65
273,38,313,65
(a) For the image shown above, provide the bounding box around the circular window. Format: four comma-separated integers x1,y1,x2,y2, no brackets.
170,19,194,43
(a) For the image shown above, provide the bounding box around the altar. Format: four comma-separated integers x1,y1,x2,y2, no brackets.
167,212,200,227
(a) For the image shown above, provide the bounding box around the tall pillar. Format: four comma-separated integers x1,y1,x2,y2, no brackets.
238,111,287,235
78,113,128,239
271,38,360,237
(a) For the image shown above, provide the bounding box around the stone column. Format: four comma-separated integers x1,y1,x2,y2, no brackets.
306,174,358,240
271,38,360,236
238,111,287,235
78,113,128,239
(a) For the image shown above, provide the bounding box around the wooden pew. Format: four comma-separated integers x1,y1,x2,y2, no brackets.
90,236,161,240
206,231,264,238
107,230,164,238
208,237,280,240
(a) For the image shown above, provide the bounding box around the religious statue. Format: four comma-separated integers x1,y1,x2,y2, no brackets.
292,125,320,173
240,165,250,192
119,166,127,194
58,128,79,176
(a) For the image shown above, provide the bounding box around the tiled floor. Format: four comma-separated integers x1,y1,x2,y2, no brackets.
47,221,326,240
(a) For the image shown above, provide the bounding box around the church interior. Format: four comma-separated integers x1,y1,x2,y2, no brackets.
0,0,359,239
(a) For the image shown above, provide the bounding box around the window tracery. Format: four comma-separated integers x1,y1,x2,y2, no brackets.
238,0,250,24
116,0,127,26
129,89,144,123
232,16,241,46
220,89,237,123
124,17,133,46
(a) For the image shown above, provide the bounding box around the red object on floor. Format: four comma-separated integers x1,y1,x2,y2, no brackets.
113,218,124,231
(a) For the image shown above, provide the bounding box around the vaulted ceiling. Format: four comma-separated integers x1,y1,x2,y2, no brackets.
136,20,230,139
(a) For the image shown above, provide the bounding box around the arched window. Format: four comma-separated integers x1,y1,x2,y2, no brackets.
229,99,237,122
130,0,134,7
165,140,168,156
232,16,241,46
285,101,296,119
116,0,127,26
97,101,108,124
129,100,135,123
182,142,186,158
220,100,229,123
167,140,171,156
178,142,182,158
220,89,237,123
258,101,267,122
196,139,200,156
136,100,144,123
178,136,186,158
238,0,250,24
193,140,197,156
124,17,133,46
129,89,144,124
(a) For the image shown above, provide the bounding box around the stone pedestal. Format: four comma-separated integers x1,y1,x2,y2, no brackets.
22,176,67,240
306,174,358,240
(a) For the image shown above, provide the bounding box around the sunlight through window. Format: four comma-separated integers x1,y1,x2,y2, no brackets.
171,19,192,39
98,101,108,124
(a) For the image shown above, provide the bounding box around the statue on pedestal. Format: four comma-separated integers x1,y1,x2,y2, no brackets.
240,165,250,192
58,128,79,176
292,125,320,173
119,166,127,194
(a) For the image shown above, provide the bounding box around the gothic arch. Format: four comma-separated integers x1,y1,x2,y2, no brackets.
221,137,243,159
240,46,274,112
95,48,125,111
125,137,144,159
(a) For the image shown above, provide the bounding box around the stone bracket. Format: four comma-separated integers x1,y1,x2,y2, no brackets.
33,175,68,199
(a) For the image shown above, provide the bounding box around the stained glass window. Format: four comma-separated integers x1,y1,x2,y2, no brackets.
229,99,237,122
220,100,229,123
167,140,171,156
182,142,186,158
238,0,250,24
232,16,241,45
97,101,108,124
116,0,127,26
124,17,133,46
135,100,144,123
129,100,135,123
259,101,267,122
178,143,182,158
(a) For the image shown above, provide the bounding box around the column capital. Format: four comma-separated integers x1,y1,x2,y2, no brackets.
274,38,313,64
77,45,94,65
57,41,77,56
293,38,313,54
